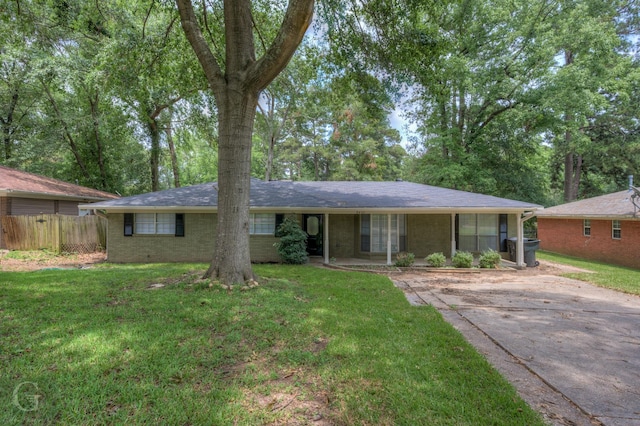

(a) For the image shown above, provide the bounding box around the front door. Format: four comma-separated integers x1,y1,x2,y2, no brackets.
303,214,323,256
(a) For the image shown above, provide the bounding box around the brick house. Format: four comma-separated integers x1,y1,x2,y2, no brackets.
0,165,118,249
83,179,542,267
536,189,640,269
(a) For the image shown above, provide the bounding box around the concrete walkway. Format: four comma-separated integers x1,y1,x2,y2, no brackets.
393,269,640,426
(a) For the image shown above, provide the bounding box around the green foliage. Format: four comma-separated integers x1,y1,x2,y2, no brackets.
425,252,447,267
452,251,474,268
394,251,415,267
479,250,503,269
274,217,308,264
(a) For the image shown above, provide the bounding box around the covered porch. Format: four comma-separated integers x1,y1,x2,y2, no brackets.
308,211,535,269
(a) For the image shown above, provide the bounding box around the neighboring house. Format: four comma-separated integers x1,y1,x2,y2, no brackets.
82,179,542,267
537,189,640,269
0,165,118,249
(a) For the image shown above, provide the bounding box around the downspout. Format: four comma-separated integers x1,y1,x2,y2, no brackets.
517,211,536,268
323,213,329,264
451,213,456,258
387,214,392,265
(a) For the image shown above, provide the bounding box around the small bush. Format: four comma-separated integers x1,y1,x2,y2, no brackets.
452,251,474,268
273,218,308,264
425,252,447,267
479,249,502,269
395,252,415,267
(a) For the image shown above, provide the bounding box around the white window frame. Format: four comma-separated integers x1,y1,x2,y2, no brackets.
612,220,621,240
458,214,499,252
250,214,276,235
361,214,406,253
584,219,591,237
135,213,175,235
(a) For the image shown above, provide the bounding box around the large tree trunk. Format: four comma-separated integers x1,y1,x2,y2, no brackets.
204,90,258,283
563,150,582,202
148,117,161,192
177,0,314,285
1,88,19,161
166,123,181,188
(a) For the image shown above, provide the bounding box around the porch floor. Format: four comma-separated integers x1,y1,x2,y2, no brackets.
307,256,521,269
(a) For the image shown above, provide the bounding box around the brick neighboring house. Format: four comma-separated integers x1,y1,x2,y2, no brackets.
82,179,542,267
536,189,640,269
0,165,118,249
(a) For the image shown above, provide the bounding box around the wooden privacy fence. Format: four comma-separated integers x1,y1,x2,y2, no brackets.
1,214,107,254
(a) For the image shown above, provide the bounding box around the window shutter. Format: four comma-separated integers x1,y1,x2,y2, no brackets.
499,214,508,251
274,214,285,236
175,213,185,237
360,214,370,252
124,213,134,236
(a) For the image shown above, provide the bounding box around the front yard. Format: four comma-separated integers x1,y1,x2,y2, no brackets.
0,262,544,425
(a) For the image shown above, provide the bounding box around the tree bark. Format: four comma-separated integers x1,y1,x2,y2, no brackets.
88,92,108,190
563,150,582,202
148,117,161,192
166,122,181,188
1,88,19,161
204,88,257,283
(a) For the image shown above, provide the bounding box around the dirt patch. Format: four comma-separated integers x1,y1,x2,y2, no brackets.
0,250,107,272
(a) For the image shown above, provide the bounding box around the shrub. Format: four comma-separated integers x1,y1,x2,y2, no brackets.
425,252,447,267
479,249,502,269
452,251,474,268
273,218,308,264
395,252,415,267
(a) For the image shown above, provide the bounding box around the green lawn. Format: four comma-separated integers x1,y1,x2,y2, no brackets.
537,251,640,295
1,263,544,425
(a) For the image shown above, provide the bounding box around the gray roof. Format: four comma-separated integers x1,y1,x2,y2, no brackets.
83,180,542,212
536,190,640,219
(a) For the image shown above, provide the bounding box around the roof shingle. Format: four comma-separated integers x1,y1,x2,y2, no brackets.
85,179,541,211
0,165,118,200
536,190,639,218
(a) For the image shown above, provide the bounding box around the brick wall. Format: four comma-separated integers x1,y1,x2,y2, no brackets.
107,212,284,263
107,213,217,263
538,217,640,269
407,214,452,257
328,214,357,258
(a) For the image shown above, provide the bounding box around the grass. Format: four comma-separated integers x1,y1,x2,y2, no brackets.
0,263,544,425
537,251,640,295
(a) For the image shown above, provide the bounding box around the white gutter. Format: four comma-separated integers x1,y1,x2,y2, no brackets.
82,205,543,215
2,189,114,202
516,211,537,268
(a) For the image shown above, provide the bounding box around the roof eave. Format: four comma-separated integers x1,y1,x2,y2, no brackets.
82,205,542,214
536,213,640,220
2,189,116,202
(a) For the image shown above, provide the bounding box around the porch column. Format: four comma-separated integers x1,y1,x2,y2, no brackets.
451,213,456,258
323,213,329,264
387,214,392,265
516,214,524,268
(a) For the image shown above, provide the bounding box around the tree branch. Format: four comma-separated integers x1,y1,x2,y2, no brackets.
247,0,314,92
176,0,225,92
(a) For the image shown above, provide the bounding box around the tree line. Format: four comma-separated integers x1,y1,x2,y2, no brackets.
2,0,639,207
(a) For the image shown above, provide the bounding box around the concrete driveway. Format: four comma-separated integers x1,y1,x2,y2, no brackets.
393,263,640,426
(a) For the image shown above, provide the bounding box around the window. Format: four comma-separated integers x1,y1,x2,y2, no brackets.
584,219,591,236
457,214,499,252
124,213,183,236
135,213,176,235
360,214,406,253
612,220,621,239
250,214,276,235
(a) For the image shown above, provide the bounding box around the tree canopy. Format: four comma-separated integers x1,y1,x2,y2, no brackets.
2,0,640,281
